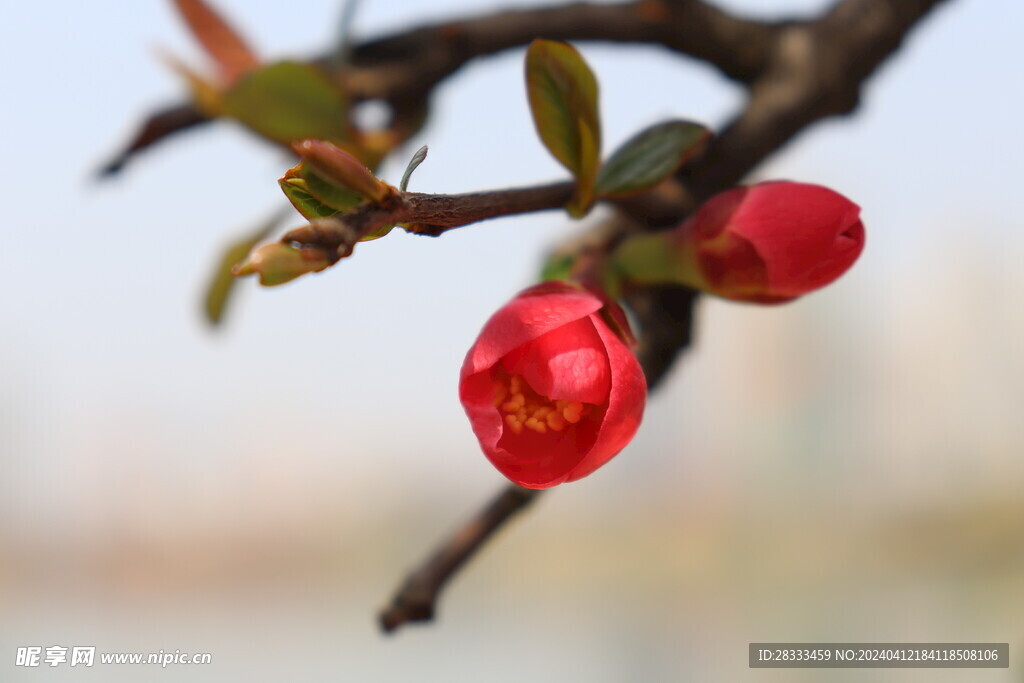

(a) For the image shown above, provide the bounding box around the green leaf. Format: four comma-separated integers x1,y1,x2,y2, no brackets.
280,178,343,221
300,164,365,211
400,145,428,192
278,162,360,220
567,115,599,217
203,207,290,326
221,61,351,145
291,139,386,202
525,39,601,213
233,242,331,287
596,120,711,198
278,164,393,241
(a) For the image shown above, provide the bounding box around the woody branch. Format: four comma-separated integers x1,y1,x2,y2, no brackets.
281,182,576,261
374,0,950,633
101,0,781,174
100,0,953,633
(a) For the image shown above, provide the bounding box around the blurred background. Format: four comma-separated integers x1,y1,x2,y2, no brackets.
2,0,1023,680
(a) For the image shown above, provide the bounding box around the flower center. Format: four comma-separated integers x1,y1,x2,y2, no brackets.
493,373,590,435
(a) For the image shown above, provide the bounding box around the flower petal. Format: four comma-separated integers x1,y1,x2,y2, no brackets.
727,181,863,293
500,316,610,404
458,369,505,457
564,312,647,482
492,415,602,488
683,181,864,301
695,228,769,297
459,286,646,489
459,365,604,489
461,283,604,380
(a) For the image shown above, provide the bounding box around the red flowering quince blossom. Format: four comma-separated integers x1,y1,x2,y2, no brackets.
459,282,647,489
680,181,865,303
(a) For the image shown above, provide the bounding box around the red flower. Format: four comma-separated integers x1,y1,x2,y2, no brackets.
459,283,646,489
681,181,864,303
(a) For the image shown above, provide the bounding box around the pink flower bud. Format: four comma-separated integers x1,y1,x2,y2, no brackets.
680,181,865,303
459,283,646,489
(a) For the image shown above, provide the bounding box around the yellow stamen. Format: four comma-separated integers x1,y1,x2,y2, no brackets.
504,413,523,435
500,392,525,413
496,374,592,436
563,402,584,424
524,417,547,433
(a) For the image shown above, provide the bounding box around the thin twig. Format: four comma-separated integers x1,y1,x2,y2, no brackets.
279,181,575,260
379,485,541,633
